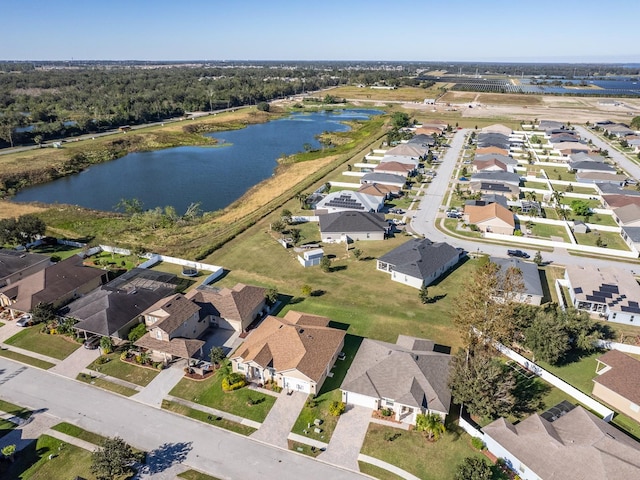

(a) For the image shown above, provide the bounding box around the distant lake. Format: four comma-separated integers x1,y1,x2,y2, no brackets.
12,109,381,213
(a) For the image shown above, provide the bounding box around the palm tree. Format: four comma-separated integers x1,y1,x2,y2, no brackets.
416,413,446,441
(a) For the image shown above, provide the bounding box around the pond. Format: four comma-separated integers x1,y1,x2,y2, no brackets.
12,109,381,213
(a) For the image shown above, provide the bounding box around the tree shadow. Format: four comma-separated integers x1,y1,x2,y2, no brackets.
425,293,447,304
141,442,193,475
288,296,305,305
510,375,549,418
330,265,347,272
310,290,325,297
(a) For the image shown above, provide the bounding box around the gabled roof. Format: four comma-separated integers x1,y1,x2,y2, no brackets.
384,144,426,158
597,183,640,195
614,203,640,224
141,293,201,335
232,311,345,383
489,257,544,298
570,152,605,163
621,226,640,243
565,265,640,315
595,350,640,405
374,161,413,175
464,203,515,227
319,212,389,234
475,146,509,156
469,181,519,195
135,333,204,359
481,124,512,135
341,336,451,413
361,172,407,186
474,154,518,166
378,238,459,281
407,134,435,146
358,183,395,197
577,172,627,182
483,406,640,480
557,142,591,153
470,171,521,186
0,255,105,311
569,161,616,173
187,283,266,324
379,155,420,166
538,120,566,129
0,249,50,285
604,195,640,209
473,158,508,172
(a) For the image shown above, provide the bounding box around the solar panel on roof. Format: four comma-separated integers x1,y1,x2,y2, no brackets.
601,284,619,293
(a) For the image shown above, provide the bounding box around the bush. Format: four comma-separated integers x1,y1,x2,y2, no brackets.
471,437,486,450
381,408,393,417
95,355,110,365
120,351,129,361
329,400,346,416
222,372,246,392
128,323,147,343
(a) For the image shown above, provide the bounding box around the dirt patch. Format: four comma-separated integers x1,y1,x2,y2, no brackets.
0,200,46,219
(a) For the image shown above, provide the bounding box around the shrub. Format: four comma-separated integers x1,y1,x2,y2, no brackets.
471,437,486,450
128,323,147,343
381,408,393,417
120,351,129,361
222,372,246,392
95,355,110,365
306,398,318,409
329,400,346,416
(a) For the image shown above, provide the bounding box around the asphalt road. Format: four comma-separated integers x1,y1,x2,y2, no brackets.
408,129,639,276
574,125,640,180
0,358,366,480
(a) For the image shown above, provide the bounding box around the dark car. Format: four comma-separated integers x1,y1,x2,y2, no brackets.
83,336,101,350
507,249,530,258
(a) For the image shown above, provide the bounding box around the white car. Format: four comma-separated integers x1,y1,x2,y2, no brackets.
16,314,33,327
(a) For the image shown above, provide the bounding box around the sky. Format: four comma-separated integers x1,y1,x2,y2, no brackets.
1,0,639,63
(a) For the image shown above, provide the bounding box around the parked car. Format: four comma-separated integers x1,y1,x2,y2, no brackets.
16,314,33,327
459,177,469,182
83,335,101,350
507,249,530,259
447,212,461,219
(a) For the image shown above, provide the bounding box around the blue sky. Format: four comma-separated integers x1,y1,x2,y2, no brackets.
1,0,639,62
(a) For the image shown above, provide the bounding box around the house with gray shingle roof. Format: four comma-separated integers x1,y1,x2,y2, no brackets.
377,238,460,289
470,171,521,186
0,248,50,291
315,190,384,214
319,212,389,243
361,172,407,190
341,335,452,424
489,257,543,306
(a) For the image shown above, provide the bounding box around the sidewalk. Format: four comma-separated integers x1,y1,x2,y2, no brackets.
0,411,58,453
164,395,261,429
358,454,422,480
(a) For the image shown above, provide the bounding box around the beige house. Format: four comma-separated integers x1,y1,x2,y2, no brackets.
464,203,515,235
186,283,267,332
231,311,345,394
134,293,206,364
482,124,512,135
613,204,640,227
593,350,640,423
475,146,509,156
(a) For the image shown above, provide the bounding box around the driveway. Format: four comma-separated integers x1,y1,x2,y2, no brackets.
49,345,100,378
251,391,307,448
318,405,372,471
132,360,187,407
0,320,24,343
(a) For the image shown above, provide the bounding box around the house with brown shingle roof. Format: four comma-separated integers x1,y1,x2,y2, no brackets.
186,283,267,332
483,405,640,480
463,203,515,235
475,146,509,156
341,335,452,425
134,293,206,363
373,161,414,176
593,350,640,423
472,158,509,173
0,255,107,316
231,311,345,394
358,182,395,200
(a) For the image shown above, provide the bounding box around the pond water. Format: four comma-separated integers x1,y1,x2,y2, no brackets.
12,109,381,213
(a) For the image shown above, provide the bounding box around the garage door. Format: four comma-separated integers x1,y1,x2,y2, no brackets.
343,391,377,409
283,377,310,394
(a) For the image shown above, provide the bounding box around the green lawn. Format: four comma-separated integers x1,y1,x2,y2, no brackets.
561,185,598,194
549,170,576,182
0,434,98,480
566,214,618,227
574,231,629,251
0,399,32,439
30,243,85,260
288,440,323,458
528,222,570,242
358,462,406,480
76,372,139,397
0,348,56,369
523,181,549,190
4,328,81,360
86,352,160,387
561,197,601,209
161,399,256,435
205,218,475,351
535,351,601,394
169,369,276,423
51,422,108,446
442,219,483,240
149,261,211,293
178,470,223,480
360,423,483,480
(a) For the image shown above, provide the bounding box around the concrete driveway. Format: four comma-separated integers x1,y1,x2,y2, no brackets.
132,360,187,407
251,391,306,448
0,320,25,343
49,344,100,378
318,405,372,471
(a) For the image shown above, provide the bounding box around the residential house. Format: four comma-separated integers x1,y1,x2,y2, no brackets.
470,171,521,187
596,183,640,196
465,194,509,209
628,138,640,153
468,181,520,198
569,152,608,163
613,204,640,227
341,335,452,424
379,155,420,168
564,265,640,325
489,257,543,305
0,249,50,290
483,405,640,480
572,220,590,234
481,124,512,136
315,191,383,214
476,133,510,150
319,211,389,243
358,182,395,200
373,161,414,177
464,203,515,235
360,173,407,190
621,226,640,251
602,194,640,210
576,172,626,186
406,134,435,147
186,283,267,332
538,120,566,130
134,293,206,364
593,350,640,423
475,146,509,156
383,143,426,160
474,154,519,168
64,269,177,340
231,311,346,394
556,142,592,156
548,133,580,144
569,160,616,175
377,238,460,289
604,124,635,138
0,255,107,316
472,158,511,173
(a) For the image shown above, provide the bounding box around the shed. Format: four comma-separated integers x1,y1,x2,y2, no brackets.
298,249,324,268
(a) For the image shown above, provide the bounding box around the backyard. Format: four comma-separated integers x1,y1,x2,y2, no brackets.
574,231,630,251
526,222,570,242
